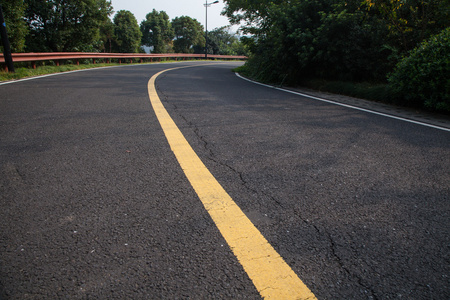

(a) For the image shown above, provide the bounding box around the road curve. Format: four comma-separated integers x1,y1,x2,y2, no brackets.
1,62,449,299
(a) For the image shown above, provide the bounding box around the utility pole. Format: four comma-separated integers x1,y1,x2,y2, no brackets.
0,3,14,72
204,0,219,59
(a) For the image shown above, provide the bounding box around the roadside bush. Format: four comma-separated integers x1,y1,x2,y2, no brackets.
388,28,450,112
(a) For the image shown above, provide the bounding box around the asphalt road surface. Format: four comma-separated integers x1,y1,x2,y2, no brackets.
1,62,449,299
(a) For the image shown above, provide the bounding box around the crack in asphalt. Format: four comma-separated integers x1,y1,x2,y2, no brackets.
294,207,379,300
158,86,379,299
325,231,379,300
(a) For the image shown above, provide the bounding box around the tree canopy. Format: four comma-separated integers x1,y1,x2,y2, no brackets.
0,0,28,52
207,26,247,55
24,0,113,52
140,9,174,53
172,16,205,53
113,10,142,53
1,1,246,55
223,0,449,84
99,18,115,53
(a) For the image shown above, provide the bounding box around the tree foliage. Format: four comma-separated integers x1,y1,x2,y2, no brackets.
3,2,245,55
140,9,174,53
223,0,449,85
1,0,28,52
222,0,284,35
112,10,142,53
24,0,113,52
99,18,115,53
364,0,450,52
172,16,205,54
207,26,248,56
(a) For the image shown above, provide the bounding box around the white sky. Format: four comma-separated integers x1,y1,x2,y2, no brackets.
109,0,233,31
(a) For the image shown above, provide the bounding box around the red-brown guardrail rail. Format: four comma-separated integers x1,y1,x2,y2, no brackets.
0,52,247,71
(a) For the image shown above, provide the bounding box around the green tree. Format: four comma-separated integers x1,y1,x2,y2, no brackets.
99,18,115,53
364,0,450,53
223,0,449,85
311,2,390,81
230,37,250,56
112,10,142,53
0,0,28,52
25,0,112,52
224,0,338,83
140,9,174,53
172,16,205,53
206,26,249,56
207,26,242,55
222,0,284,35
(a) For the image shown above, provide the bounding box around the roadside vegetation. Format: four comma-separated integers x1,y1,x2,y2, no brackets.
0,0,248,81
225,0,449,113
0,63,107,81
1,0,249,55
0,59,201,82
2,0,448,113
0,63,122,82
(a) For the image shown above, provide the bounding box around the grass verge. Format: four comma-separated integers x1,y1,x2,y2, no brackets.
1,59,243,82
0,59,196,82
0,63,124,81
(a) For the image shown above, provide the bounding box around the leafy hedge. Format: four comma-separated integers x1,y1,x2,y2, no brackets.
388,28,450,112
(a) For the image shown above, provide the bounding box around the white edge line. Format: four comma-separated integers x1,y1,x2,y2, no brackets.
235,72,450,132
0,65,121,85
0,61,200,86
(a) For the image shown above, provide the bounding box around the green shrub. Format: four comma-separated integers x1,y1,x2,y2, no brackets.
388,28,450,112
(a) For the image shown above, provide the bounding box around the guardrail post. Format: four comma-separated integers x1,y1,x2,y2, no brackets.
56,60,60,66
31,61,36,69
92,58,96,64
76,59,79,66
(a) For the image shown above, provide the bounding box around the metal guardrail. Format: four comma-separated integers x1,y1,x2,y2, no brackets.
0,52,247,71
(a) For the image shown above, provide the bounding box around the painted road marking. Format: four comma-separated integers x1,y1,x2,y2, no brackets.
147,65,317,299
235,73,450,132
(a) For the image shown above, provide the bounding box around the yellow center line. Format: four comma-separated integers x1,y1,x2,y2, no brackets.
147,65,317,300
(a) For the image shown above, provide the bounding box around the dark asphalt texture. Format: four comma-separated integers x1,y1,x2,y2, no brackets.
1,62,449,299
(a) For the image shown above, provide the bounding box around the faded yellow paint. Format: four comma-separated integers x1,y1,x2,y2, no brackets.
147,65,317,300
